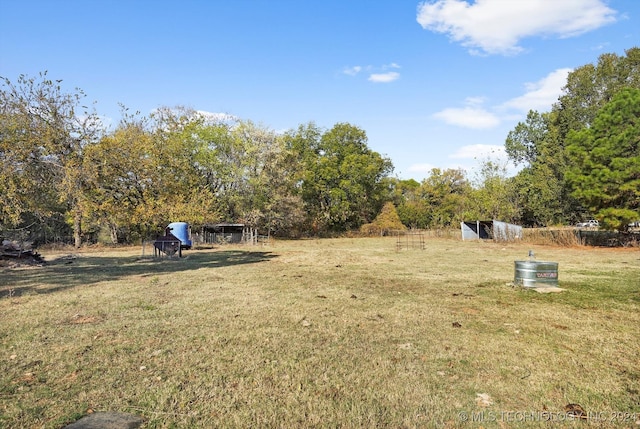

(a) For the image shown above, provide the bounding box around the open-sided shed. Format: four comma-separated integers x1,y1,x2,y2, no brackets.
195,223,248,244
460,220,522,241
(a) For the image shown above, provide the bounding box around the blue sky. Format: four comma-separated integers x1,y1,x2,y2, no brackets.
1,0,638,181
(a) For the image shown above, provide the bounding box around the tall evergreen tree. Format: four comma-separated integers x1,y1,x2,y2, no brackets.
566,88,640,230
505,47,640,226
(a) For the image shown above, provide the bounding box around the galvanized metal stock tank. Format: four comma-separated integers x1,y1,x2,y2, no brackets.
514,260,559,287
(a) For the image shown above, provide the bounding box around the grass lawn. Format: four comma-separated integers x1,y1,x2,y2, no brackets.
1,237,639,428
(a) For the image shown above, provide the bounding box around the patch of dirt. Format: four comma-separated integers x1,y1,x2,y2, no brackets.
534,287,565,293
66,314,102,325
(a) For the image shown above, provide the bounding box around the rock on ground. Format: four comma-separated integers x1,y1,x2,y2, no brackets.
63,412,144,429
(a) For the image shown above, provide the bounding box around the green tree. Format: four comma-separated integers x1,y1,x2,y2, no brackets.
557,48,640,135
504,47,640,226
510,163,566,226
0,72,102,246
505,110,548,166
247,135,306,238
505,110,570,226
281,123,324,234
148,107,222,225
82,113,159,243
225,120,305,236
298,123,393,233
83,106,223,242
386,178,429,229
566,87,640,230
1,76,61,229
469,159,520,223
419,168,472,228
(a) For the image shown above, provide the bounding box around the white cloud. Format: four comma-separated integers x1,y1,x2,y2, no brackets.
344,64,401,82
463,96,486,106
434,67,572,129
343,66,362,76
368,72,400,83
433,105,500,129
416,0,617,55
501,68,572,112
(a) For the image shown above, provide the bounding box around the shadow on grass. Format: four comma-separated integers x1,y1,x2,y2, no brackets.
1,249,277,297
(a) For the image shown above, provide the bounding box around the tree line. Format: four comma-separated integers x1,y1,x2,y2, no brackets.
392,47,639,232
1,48,638,246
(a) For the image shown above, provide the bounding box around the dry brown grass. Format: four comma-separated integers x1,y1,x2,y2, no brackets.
1,237,639,428
522,228,585,247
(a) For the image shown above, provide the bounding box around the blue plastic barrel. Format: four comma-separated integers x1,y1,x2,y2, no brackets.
167,222,192,249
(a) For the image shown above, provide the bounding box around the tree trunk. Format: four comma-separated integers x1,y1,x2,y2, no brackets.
109,223,118,244
73,210,82,248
